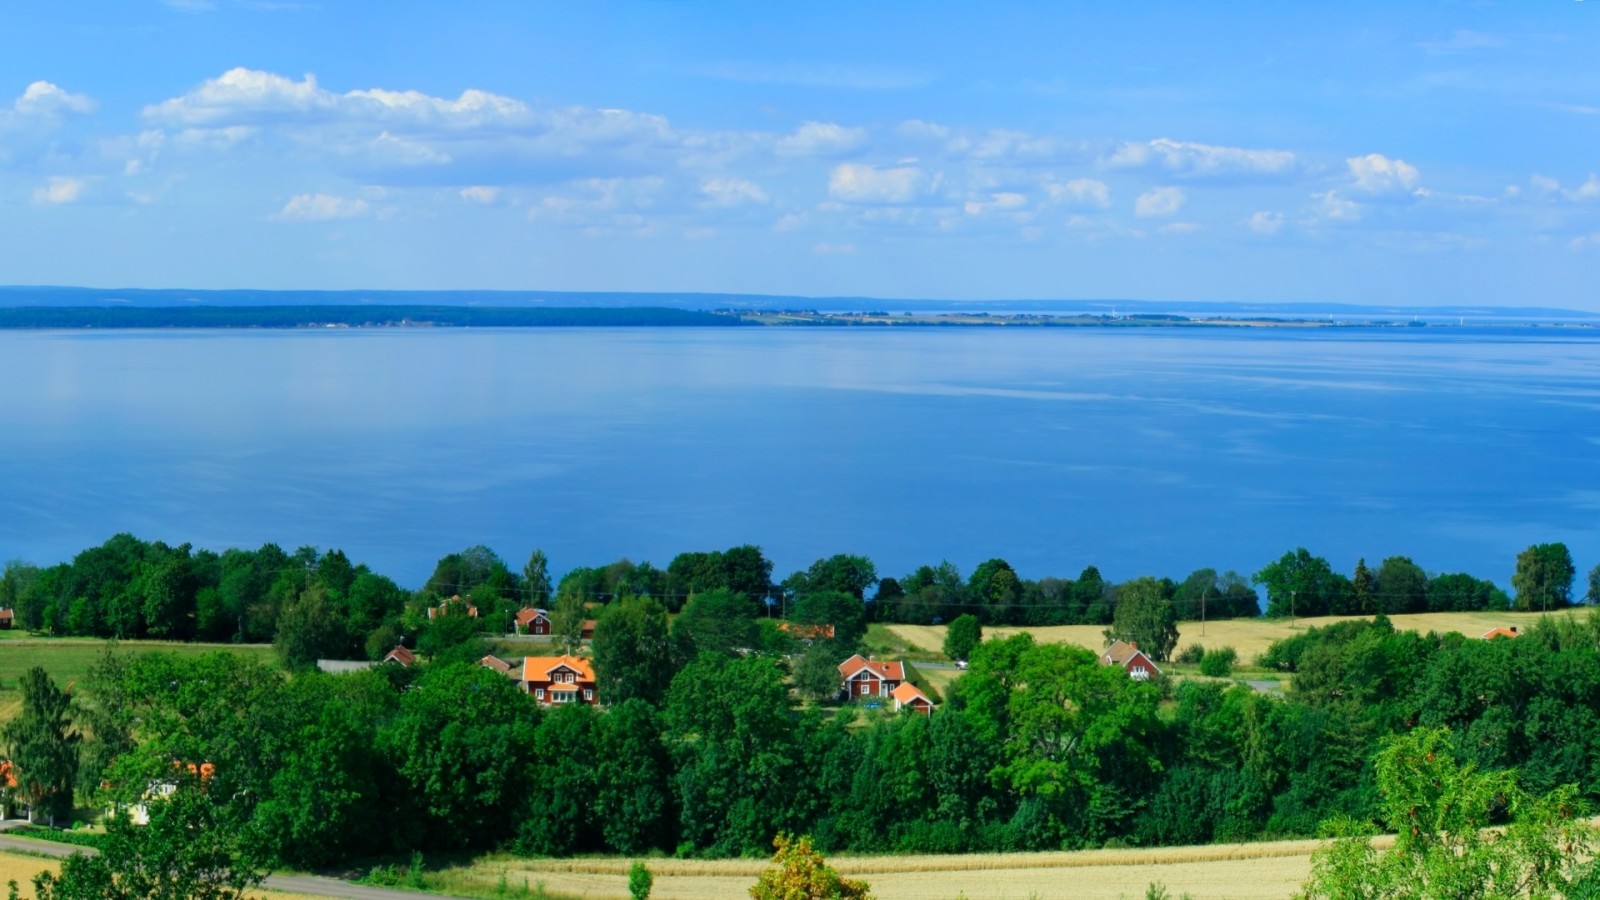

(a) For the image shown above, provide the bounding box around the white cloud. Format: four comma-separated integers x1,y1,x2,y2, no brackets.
1419,30,1502,53
1134,186,1185,218
1312,190,1362,222
276,193,370,221
774,121,868,156
1248,211,1285,235
700,177,768,206
1570,233,1600,251
813,242,856,255
1105,138,1296,177
963,192,1028,216
1347,153,1421,195
1529,174,1600,202
828,163,931,204
1043,178,1110,209
13,81,96,117
459,185,500,205
32,176,86,205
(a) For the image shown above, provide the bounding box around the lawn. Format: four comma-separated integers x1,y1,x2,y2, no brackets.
0,638,278,724
887,610,1568,667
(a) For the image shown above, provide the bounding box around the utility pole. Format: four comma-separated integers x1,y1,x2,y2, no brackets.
1291,590,1297,625
1201,587,1208,637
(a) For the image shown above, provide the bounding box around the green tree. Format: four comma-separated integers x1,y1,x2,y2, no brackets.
274,583,351,670
629,861,654,900
1107,576,1179,663
967,559,1021,623
790,589,868,649
1299,727,1594,900
32,781,265,900
592,595,675,706
1375,556,1428,615
943,613,982,661
1198,647,1237,677
803,554,879,600
795,643,844,703
672,588,759,659
522,548,553,607
1513,543,1576,611
749,834,872,900
1352,558,1376,614
1253,549,1351,618
1,667,79,825
551,590,588,656
1588,563,1600,605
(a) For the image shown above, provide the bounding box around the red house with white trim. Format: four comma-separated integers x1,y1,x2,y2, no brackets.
838,654,905,699
514,607,551,635
485,654,599,707
1100,640,1161,681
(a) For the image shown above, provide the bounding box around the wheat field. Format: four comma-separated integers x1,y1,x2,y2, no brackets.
888,610,1565,665
435,835,1396,900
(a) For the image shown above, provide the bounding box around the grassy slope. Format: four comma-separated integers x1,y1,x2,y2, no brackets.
0,636,278,724
886,610,1568,665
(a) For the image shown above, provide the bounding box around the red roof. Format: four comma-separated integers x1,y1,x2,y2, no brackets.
0,759,16,789
779,622,836,640
383,645,417,667
0,608,13,622
515,607,548,626
1481,626,1521,640
478,655,515,674
838,654,905,682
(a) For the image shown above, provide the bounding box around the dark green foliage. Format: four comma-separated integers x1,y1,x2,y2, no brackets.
671,588,760,659
628,861,653,900
1254,548,1352,618
1374,555,1428,614
942,613,982,661
1198,646,1237,677
790,589,869,649
1513,542,1576,611
31,781,264,900
592,595,676,706
1107,576,1180,662
1,667,79,825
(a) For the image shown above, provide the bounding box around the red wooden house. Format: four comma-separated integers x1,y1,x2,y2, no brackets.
0,608,13,630
502,655,598,706
838,654,905,700
514,607,552,635
1099,640,1161,681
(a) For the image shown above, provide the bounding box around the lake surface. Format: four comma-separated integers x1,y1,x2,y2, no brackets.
2,326,1597,591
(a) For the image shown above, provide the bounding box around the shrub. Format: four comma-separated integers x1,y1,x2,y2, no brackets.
1175,644,1205,665
628,861,653,900
1199,646,1237,677
750,834,872,900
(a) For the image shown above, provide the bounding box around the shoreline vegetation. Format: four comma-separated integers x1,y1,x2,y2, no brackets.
1,304,1598,330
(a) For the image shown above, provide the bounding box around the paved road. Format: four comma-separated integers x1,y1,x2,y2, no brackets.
0,828,463,900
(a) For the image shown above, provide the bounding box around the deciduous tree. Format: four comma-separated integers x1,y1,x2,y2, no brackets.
1513,542,1575,611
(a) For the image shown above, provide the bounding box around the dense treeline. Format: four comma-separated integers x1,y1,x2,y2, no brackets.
16,610,1600,869
5,535,1597,665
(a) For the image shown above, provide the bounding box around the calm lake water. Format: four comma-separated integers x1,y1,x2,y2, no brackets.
2,326,1597,590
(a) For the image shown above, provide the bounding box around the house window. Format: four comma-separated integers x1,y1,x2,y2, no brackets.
583,689,593,701
1131,665,1148,680
535,688,545,700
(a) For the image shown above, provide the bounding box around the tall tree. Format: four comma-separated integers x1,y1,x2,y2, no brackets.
1351,558,1376,614
522,548,553,607
551,590,588,656
274,583,351,669
1588,563,1600,605
803,555,879,600
1375,556,1428,615
591,596,675,706
1107,576,1180,662
1253,548,1351,618
1,667,79,825
671,588,759,659
943,613,982,662
1512,542,1575,611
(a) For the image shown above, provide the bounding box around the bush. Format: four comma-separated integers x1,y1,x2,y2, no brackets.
1175,644,1205,665
1199,646,1237,677
628,860,652,900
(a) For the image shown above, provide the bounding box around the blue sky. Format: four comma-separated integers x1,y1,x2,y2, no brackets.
1,2,1597,307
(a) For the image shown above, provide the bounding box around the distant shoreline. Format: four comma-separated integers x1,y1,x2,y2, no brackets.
0,305,1596,330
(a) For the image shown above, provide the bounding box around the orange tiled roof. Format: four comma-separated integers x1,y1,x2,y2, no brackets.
1481,626,1521,640
0,759,16,789
891,682,931,706
519,655,596,683
838,654,905,682
384,645,417,666
478,655,515,674
1101,640,1143,665
515,607,547,626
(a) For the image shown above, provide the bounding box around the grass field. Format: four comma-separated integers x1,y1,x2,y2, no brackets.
0,638,278,724
419,834,1399,900
888,610,1569,667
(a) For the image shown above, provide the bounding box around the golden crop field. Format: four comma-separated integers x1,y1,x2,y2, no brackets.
889,610,1566,665
432,835,1392,900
